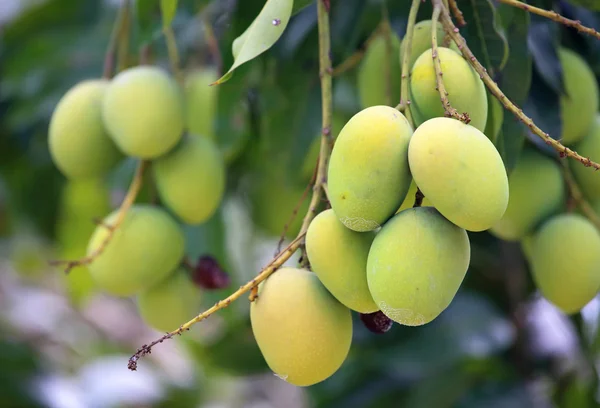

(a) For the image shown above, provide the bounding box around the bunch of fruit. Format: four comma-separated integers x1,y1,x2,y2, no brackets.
48,65,227,332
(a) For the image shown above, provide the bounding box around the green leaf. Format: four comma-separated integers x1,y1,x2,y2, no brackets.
496,115,527,175
527,16,565,95
292,0,314,15
160,0,178,29
215,0,294,85
460,0,509,77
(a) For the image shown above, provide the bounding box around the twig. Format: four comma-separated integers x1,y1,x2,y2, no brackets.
381,4,393,106
102,0,131,79
395,0,420,124
562,162,600,230
435,0,600,170
116,1,131,73
127,234,306,371
498,0,600,40
50,161,148,274
431,5,470,124
202,13,223,76
276,180,313,255
331,25,383,77
164,26,183,84
413,188,424,208
448,0,466,27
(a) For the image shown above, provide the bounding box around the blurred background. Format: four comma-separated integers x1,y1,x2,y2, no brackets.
2,0,600,407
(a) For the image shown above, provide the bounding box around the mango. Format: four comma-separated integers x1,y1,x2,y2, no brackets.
367,207,470,326
87,204,185,297
408,117,509,232
357,33,401,108
137,268,200,332
490,149,565,241
185,68,218,140
410,47,488,132
250,267,352,386
102,66,184,158
484,91,504,143
305,209,378,313
521,234,534,262
569,115,600,201
328,106,413,231
396,180,432,213
530,214,600,314
49,80,122,179
399,19,460,70
153,135,226,225
558,47,599,145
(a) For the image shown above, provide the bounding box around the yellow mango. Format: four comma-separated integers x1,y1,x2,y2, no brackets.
408,117,509,232
367,207,470,326
185,68,218,140
328,106,413,232
410,47,488,131
49,80,122,179
153,135,226,225
399,19,460,70
357,33,401,108
569,115,600,201
490,149,565,241
530,214,600,314
250,268,352,386
305,209,378,313
102,66,184,158
87,205,185,297
558,47,599,145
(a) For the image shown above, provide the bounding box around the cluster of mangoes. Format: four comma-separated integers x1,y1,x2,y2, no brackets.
48,65,225,331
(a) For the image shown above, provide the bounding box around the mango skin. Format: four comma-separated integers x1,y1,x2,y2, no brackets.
185,68,218,140
558,47,599,145
87,205,185,297
49,80,122,179
399,20,460,70
328,106,413,231
408,117,509,232
490,149,565,241
410,47,488,132
569,115,600,201
484,91,504,143
153,135,226,225
367,207,470,326
137,268,200,332
102,66,184,159
357,34,401,108
530,214,600,314
250,268,352,387
305,209,378,313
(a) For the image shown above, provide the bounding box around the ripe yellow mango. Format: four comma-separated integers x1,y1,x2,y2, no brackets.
185,68,218,140
569,115,600,201
357,34,401,108
490,149,565,241
410,47,488,131
137,268,200,332
49,80,122,179
408,117,509,232
530,214,600,314
305,209,378,313
558,47,599,145
250,268,352,386
328,106,413,232
153,135,226,225
367,207,470,326
399,20,460,70
102,66,184,158
87,205,185,297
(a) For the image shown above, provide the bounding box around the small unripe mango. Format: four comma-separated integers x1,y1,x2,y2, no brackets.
408,117,509,232
569,115,600,202
328,106,413,231
137,268,200,332
153,135,226,225
185,68,218,140
367,207,470,326
305,209,378,313
399,20,460,70
250,268,352,386
530,214,600,314
558,47,599,145
102,66,184,158
410,47,488,131
49,80,122,179
357,34,401,108
87,205,185,297
490,149,565,241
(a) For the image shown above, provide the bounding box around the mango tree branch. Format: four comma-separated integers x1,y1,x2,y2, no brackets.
395,0,421,123
498,0,600,40
103,0,131,79
448,0,466,27
382,4,393,106
562,162,600,230
50,160,149,274
164,26,183,84
435,0,600,170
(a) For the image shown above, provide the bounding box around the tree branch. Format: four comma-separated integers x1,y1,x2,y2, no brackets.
562,162,600,231
103,0,131,79
448,0,466,27
435,0,600,170
498,0,600,40
164,26,183,84
382,4,393,106
395,0,420,122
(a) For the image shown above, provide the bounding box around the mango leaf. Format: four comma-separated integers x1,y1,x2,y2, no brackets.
160,0,178,29
133,0,162,46
524,69,562,147
215,0,294,85
459,0,509,77
527,15,565,95
292,0,314,15
496,116,527,175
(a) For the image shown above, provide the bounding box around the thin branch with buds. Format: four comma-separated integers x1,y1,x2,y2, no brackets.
395,0,420,121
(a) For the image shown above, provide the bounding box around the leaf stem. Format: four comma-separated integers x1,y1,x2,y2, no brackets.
395,0,420,124
498,0,600,40
562,162,600,230
164,26,183,84
102,0,131,79
435,0,600,170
